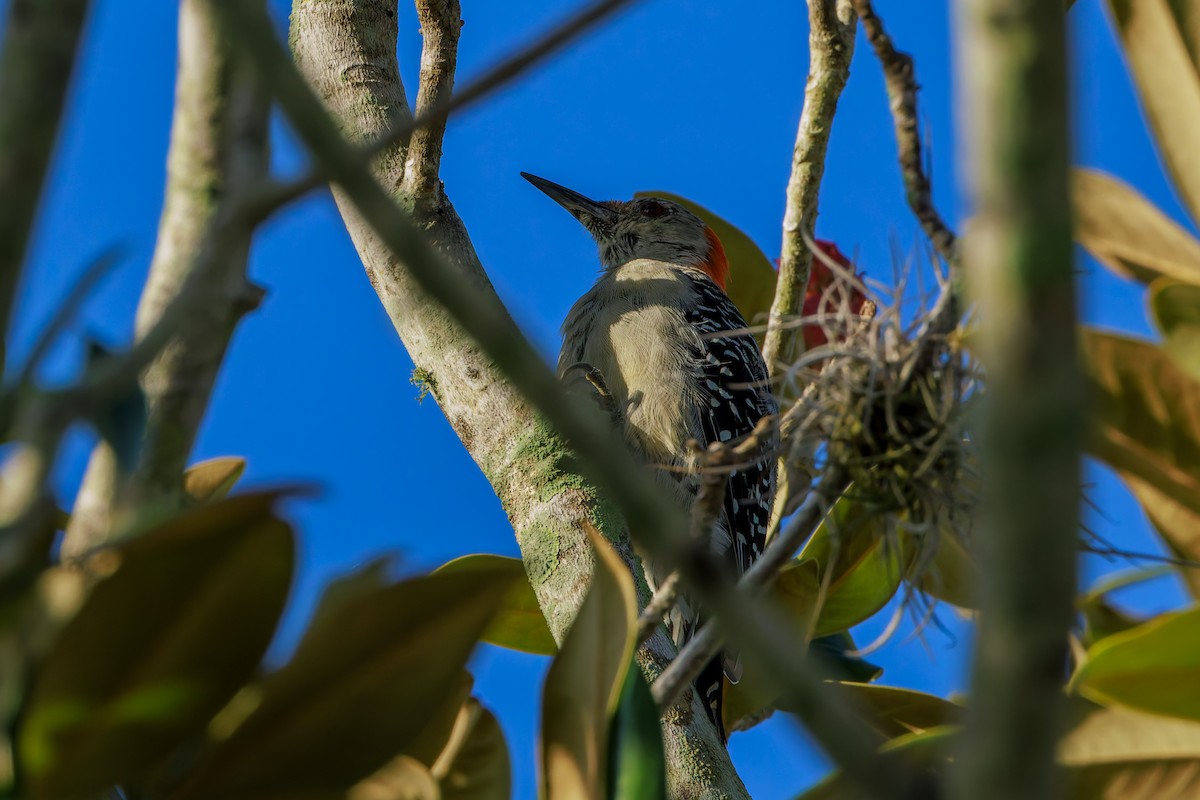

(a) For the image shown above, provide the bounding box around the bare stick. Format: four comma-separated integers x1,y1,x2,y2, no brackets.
949,0,1079,798
763,0,857,377
403,0,461,200
0,0,91,373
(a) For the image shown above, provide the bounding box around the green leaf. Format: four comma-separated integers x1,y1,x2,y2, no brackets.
540,525,637,800
17,493,294,799
1081,330,1200,596
906,525,978,609
172,565,513,799
436,554,557,656
1106,0,1200,223
1151,279,1200,381
1072,169,1200,286
1060,703,1200,799
183,457,247,505
1071,605,1200,721
793,495,904,637
633,191,777,326
606,658,666,800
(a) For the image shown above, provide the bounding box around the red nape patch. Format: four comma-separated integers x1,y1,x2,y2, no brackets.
701,226,730,291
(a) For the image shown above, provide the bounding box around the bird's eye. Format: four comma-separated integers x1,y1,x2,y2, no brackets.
640,201,668,219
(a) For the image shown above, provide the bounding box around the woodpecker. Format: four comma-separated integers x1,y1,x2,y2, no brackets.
523,173,777,740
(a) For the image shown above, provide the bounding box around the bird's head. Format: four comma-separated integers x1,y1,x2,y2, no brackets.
522,173,729,291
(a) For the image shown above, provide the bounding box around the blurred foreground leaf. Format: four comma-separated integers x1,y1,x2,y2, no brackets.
433,698,510,800
634,191,777,326
1081,330,1200,596
1106,0,1200,222
1072,169,1200,286
18,493,294,799
540,525,637,800
606,659,665,800
172,565,512,799
1071,605,1200,722
436,554,556,656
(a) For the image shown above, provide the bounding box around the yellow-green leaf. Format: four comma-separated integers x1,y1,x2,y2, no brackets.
1107,0,1200,222
436,554,557,656
183,457,247,505
793,496,904,636
634,191,777,326
172,566,513,799
1060,703,1200,799
1072,169,1200,285
1082,330,1200,596
1071,605,1200,721
18,493,294,800
1151,279,1200,381
540,525,637,800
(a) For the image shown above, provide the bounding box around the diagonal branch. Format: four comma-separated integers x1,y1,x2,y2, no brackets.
0,0,92,374
763,0,857,377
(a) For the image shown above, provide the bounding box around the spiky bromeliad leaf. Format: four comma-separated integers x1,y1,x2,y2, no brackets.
17,493,295,799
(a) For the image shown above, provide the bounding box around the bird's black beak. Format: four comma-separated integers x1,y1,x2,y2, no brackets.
521,172,617,233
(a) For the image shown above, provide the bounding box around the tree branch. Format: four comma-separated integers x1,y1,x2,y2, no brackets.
949,0,1079,798
402,0,460,201
63,0,270,559
762,0,857,377
0,0,92,373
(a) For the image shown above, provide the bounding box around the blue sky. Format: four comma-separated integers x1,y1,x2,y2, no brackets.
9,0,1194,796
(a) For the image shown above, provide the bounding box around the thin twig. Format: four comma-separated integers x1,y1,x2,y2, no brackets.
217,4,900,792
403,0,462,200
763,0,857,377
850,0,957,266
11,247,124,393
